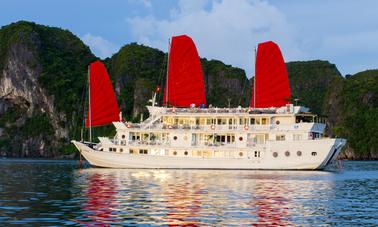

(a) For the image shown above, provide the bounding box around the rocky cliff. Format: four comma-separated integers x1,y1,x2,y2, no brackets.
0,21,377,159
0,21,95,157
324,70,378,159
287,61,378,159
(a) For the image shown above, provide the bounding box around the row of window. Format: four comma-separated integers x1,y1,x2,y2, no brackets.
163,117,272,126
272,151,317,157
106,147,317,158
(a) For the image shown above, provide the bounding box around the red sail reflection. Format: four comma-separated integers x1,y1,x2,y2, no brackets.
163,181,205,226
251,181,292,226
83,173,118,226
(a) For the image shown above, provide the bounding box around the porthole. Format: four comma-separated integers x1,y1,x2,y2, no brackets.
311,152,317,156
120,148,123,152
276,120,280,125
173,151,177,155
273,152,278,158
297,151,302,156
239,152,243,157
173,136,178,140
122,135,125,139
184,151,188,156
239,137,243,141
285,151,290,157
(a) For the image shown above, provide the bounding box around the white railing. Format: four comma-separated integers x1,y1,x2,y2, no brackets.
165,107,277,115
127,140,171,146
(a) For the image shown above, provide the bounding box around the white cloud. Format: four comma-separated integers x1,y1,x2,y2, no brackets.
127,0,152,8
126,0,304,77
82,33,119,59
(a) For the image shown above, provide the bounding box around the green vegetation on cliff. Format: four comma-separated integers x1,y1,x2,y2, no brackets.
0,21,95,157
106,43,166,120
286,60,342,114
325,70,378,159
202,59,250,107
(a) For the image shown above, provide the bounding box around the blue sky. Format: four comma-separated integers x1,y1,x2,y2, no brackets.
1,0,377,77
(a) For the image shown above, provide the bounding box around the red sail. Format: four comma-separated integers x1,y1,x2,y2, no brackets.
163,35,206,107
251,41,291,108
86,60,120,128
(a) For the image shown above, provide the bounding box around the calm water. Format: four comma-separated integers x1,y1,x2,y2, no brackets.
0,160,377,226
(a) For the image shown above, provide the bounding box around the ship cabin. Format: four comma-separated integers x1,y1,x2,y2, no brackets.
102,105,327,157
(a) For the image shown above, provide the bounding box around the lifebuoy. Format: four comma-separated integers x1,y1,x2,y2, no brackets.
244,125,249,130
211,125,215,130
126,123,131,128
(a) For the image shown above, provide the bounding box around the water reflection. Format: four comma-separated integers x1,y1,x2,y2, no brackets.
1,160,377,226
76,169,336,226
83,173,118,225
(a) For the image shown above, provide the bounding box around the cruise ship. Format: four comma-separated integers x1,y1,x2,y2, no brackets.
72,35,346,170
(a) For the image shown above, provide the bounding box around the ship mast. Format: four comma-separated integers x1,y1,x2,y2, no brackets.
253,46,257,109
165,38,171,107
88,66,92,142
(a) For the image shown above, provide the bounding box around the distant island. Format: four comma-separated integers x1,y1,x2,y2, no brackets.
0,21,377,160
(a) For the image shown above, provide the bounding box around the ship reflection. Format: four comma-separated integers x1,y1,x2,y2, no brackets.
81,171,118,226
75,169,333,226
163,181,205,226
251,181,292,226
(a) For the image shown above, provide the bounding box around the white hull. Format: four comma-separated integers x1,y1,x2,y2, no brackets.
72,138,345,170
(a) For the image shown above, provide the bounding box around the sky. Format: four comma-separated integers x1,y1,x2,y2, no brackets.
1,0,377,77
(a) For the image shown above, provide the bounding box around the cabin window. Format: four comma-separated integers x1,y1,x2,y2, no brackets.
255,118,261,125
120,148,123,153
312,152,317,156
285,151,290,157
254,134,266,144
173,136,178,140
276,135,286,141
239,152,243,157
122,135,125,139
297,151,302,156
129,149,134,154
254,151,260,157
239,118,245,125
262,118,267,125
276,120,280,125
250,118,255,125
184,151,188,156
239,137,243,141
173,151,177,155
273,152,278,158
215,135,226,143
226,135,235,143
139,149,148,154
293,134,302,141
